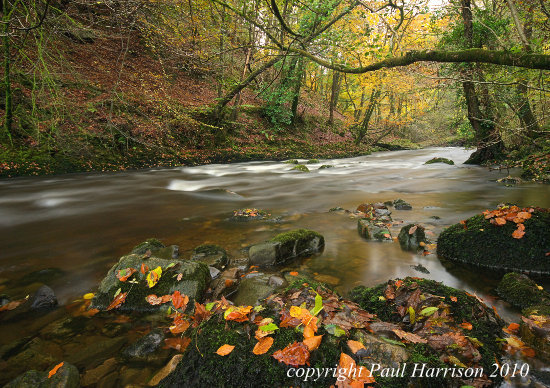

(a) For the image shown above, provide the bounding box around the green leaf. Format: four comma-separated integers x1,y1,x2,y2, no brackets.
408,306,416,324
253,305,265,312
114,288,121,298
312,292,323,316
259,323,279,332
466,336,483,347
205,302,216,311
380,336,405,347
420,307,438,316
165,262,177,270
325,324,346,337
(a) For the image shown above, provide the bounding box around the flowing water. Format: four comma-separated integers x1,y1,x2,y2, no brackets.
1,147,549,385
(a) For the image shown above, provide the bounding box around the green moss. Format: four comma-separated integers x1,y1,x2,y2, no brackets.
271,229,323,245
284,276,334,294
349,277,504,383
437,210,550,273
131,238,165,255
496,272,550,309
290,164,309,172
159,317,342,387
424,157,454,165
306,159,319,164
319,165,334,169
284,159,299,164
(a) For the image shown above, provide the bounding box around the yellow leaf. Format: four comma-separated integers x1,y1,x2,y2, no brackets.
216,344,235,356
146,266,162,288
83,293,95,300
290,306,303,318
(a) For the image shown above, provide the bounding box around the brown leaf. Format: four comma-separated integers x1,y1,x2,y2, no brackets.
146,294,164,305
392,329,427,344
116,268,137,282
172,291,189,310
409,225,418,235
347,340,366,354
272,341,310,367
106,292,127,311
216,344,235,356
460,322,473,330
303,335,323,351
503,322,520,334
494,217,506,226
512,223,526,239
253,337,274,355
521,347,536,358
164,337,191,352
170,315,190,334
225,306,253,322
384,284,396,300
48,362,64,379
337,352,375,386
0,297,28,312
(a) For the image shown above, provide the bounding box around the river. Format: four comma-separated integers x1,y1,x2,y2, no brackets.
1,147,550,385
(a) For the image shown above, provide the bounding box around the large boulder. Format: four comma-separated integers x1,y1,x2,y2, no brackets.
398,224,427,252
91,253,210,313
437,206,550,274
248,229,324,267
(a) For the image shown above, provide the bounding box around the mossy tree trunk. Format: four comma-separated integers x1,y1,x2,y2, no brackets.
2,0,13,142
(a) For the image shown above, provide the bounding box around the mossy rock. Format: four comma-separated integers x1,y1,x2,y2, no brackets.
4,362,80,388
306,159,319,164
424,157,454,165
158,317,342,388
319,164,334,169
91,254,210,313
393,199,412,210
290,164,309,172
398,224,427,251
131,238,165,255
349,277,504,387
357,219,392,241
284,159,299,164
437,209,550,273
191,244,228,270
496,272,550,309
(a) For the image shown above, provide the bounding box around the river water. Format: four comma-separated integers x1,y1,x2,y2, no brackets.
1,147,550,385
1,147,549,318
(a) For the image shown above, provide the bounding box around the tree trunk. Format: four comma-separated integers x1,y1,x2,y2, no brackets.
328,70,341,125
354,88,381,145
3,0,12,142
460,0,504,164
290,57,304,124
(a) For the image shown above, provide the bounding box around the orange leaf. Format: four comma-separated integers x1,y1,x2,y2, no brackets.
494,217,506,226
170,314,190,334
48,362,64,378
116,268,137,282
146,294,163,305
273,341,310,367
450,296,457,302
347,340,366,354
289,271,299,276
503,322,520,334
216,344,235,356
512,225,525,239
395,280,404,289
225,279,234,287
303,325,315,339
460,322,473,330
253,337,274,355
172,291,189,310
338,352,375,384
164,337,191,352
140,263,148,274
106,292,127,311
225,306,253,322
0,297,28,312
303,335,323,351
82,308,100,317
521,347,536,358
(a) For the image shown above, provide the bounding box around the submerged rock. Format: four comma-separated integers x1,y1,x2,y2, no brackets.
496,272,550,309
357,219,392,241
248,229,324,267
30,285,58,311
437,206,550,274
15,268,64,287
131,238,166,255
520,311,550,362
122,328,165,363
318,165,333,169
424,157,455,165
397,224,427,252
393,199,412,210
191,244,228,270
91,253,210,313
306,159,319,164
230,208,271,222
4,362,79,388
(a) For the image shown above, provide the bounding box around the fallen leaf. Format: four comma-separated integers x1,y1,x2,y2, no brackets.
450,296,458,302
392,329,427,344
48,362,64,378
494,217,506,226
460,322,473,331
164,337,191,352
117,268,137,282
253,337,274,355
303,325,315,339
106,292,127,311
146,294,164,305
0,297,28,312
172,291,189,310
140,263,149,274
146,267,163,288
225,305,253,322
216,344,235,356
289,271,299,276
303,335,323,351
409,225,418,234
521,347,536,357
169,315,190,334
337,352,375,385
347,340,366,354
272,341,310,367
83,293,95,300
395,280,404,289
503,322,519,334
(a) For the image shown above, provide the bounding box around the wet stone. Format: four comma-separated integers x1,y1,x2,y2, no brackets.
122,328,165,362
